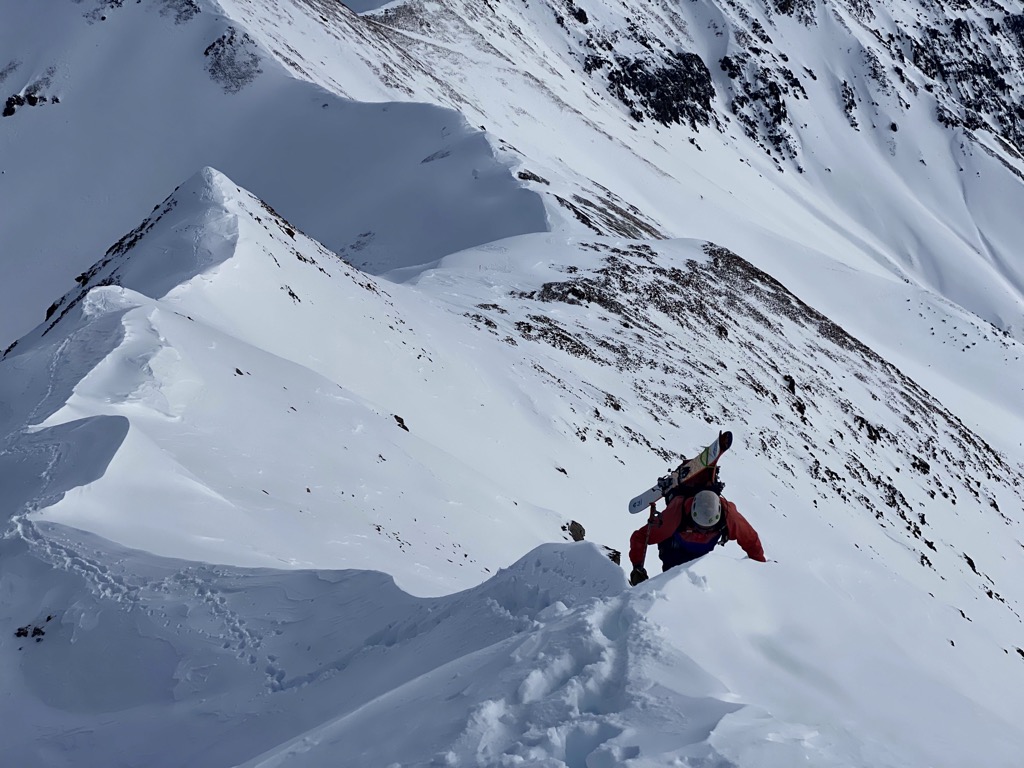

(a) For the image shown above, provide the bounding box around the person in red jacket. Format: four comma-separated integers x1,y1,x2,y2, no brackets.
628,490,765,585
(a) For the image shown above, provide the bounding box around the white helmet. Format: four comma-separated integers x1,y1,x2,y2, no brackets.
690,491,722,529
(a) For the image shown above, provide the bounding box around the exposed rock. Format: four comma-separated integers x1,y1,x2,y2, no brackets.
204,27,263,93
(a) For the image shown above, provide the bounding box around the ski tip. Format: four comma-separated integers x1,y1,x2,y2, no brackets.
628,494,656,514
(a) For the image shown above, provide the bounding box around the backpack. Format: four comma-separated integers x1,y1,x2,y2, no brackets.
663,464,726,505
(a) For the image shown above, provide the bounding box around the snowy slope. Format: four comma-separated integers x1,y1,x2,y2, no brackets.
3,0,1023,445
0,0,545,346
2,0,1024,765
3,168,1024,765
207,0,1024,342
0,168,574,593
8,540,1021,768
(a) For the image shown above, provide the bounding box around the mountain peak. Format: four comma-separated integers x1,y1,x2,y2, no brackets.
185,165,236,200
17,167,241,347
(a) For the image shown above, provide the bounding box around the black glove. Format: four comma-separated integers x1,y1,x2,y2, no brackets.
629,566,648,586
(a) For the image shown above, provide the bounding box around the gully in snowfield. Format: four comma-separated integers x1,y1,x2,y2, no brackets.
626,432,766,586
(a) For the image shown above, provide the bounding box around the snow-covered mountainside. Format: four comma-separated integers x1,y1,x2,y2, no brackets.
4,0,1024,351
4,165,1024,765
2,0,1024,765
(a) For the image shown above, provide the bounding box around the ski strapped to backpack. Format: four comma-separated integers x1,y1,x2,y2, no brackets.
627,430,733,514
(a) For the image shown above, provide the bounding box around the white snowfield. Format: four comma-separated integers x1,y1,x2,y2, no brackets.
1,165,1022,767
1,0,1024,765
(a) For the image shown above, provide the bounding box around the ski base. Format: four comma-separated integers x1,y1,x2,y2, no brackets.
627,431,733,514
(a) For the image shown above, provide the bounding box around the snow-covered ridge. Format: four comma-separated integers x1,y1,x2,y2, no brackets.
6,165,1022,620
2,0,1024,764
6,164,1023,631
0,167,577,593
0,0,546,347
213,0,1024,340
2,166,1023,765
5,164,1022,642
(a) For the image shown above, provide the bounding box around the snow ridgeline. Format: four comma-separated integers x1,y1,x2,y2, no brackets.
1,168,1023,765
5,534,1020,768
0,167,571,594
219,0,1024,343
0,0,546,347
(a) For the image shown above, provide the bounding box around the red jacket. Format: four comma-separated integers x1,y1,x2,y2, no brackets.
629,495,765,567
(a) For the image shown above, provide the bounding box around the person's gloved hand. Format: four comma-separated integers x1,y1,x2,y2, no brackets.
629,566,648,586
